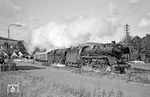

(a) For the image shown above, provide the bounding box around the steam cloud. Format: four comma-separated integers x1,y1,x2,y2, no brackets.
28,17,123,53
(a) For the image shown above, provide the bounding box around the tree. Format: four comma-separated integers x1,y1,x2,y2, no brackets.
32,47,41,55
17,41,28,55
139,34,150,62
131,36,142,53
41,48,47,52
120,34,150,62
3,42,9,52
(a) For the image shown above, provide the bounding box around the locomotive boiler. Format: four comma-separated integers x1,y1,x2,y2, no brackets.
81,44,124,58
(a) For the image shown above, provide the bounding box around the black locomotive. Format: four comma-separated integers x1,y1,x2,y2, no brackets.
34,41,130,73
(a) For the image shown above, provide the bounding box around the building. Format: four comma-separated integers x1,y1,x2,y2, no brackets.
0,36,28,55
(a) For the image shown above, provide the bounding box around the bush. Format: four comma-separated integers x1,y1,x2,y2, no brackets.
42,62,50,66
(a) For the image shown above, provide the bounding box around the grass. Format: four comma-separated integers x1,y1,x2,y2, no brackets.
50,65,150,84
125,69,150,84
0,71,124,97
31,60,150,84
1,61,149,97
50,63,150,84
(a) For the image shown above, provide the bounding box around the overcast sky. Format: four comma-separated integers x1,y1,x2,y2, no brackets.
0,0,150,40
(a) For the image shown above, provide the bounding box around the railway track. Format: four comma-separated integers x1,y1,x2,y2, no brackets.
47,63,150,73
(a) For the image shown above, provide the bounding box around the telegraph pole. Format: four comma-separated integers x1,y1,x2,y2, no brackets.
7,24,22,71
124,24,130,61
124,24,130,46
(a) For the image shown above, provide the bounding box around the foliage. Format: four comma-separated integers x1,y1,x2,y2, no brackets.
17,41,28,55
32,47,47,55
121,34,150,62
3,42,9,52
32,47,41,55
2,41,28,56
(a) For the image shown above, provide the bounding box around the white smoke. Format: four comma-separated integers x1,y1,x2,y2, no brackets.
28,17,123,53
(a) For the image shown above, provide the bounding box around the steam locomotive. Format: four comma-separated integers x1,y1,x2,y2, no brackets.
34,41,130,73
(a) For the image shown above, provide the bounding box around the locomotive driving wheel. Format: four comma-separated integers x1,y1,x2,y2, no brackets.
91,58,110,73
98,62,108,73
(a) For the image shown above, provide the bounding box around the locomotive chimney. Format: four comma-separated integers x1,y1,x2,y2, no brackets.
111,41,115,45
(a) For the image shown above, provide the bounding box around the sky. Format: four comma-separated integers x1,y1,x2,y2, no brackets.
0,0,150,51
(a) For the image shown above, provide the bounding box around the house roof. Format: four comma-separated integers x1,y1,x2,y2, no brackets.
0,36,20,41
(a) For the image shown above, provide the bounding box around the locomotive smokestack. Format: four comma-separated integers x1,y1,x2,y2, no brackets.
111,41,115,45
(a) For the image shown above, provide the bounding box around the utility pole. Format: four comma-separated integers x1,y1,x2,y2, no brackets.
7,24,22,71
124,24,131,61
124,24,130,46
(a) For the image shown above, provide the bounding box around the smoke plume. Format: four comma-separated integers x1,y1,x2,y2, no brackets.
28,17,123,53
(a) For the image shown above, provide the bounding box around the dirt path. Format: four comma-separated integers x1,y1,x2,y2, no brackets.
27,68,150,97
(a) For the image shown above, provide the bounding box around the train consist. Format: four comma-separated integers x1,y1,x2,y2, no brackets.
34,41,131,73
